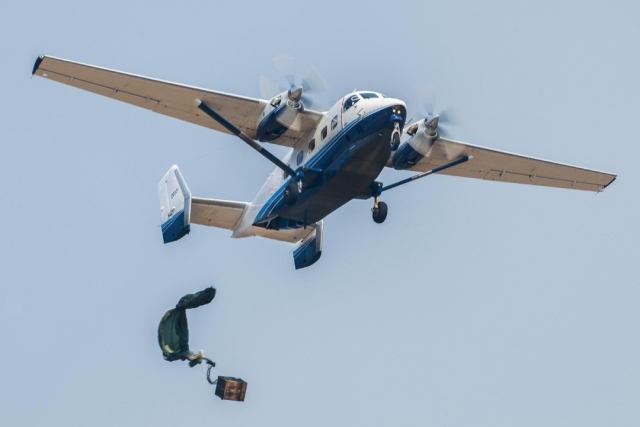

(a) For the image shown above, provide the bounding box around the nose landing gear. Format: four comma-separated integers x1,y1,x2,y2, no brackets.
371,196,388,224
390,122,401,151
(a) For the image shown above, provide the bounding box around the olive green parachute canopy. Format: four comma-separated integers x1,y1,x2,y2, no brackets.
158,287,216,362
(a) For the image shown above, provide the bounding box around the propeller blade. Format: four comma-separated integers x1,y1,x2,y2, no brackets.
438,106,461,126
273,56,296,87
275,107,302,132
413,83,463,137
269,56,327,111
438,123,451,138
260,75,285,99
301,94,327,111
301,67,327,93
414,84,436,115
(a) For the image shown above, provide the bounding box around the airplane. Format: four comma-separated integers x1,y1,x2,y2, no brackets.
32,55,617,269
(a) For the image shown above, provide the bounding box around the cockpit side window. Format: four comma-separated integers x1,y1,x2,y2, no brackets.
343,94,360,111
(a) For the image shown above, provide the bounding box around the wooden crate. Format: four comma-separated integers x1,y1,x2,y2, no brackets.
215,376,247,401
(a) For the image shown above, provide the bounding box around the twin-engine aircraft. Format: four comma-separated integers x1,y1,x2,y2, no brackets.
32,55,616,269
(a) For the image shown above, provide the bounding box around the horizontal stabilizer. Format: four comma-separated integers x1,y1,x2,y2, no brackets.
292,220,323,269
158,166,191,243
191,197,248,230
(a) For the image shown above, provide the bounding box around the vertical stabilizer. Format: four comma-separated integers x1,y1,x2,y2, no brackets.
292,220,323,269
158,165,192,243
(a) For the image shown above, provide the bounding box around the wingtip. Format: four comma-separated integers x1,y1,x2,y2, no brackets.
603,176,617,189
32,55,45,75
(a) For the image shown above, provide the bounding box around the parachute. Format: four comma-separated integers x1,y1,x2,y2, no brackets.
158,287,216,367
157,286,247,400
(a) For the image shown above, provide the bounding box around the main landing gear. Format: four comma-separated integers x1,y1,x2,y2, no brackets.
369,155,474,224
284,180,302,206
372,196,388,224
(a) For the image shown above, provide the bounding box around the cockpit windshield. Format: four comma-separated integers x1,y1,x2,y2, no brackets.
343,94,360,111
359,92,379,99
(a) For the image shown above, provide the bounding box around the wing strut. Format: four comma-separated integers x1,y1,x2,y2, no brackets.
368,156,472,224
195,99,297,177
378,155,472,194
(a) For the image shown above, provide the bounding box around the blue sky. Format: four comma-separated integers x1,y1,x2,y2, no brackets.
1,1,639,426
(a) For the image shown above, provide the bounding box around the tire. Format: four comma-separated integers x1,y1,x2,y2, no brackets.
390,132,400,151
284,180,300,206
372,201,388,224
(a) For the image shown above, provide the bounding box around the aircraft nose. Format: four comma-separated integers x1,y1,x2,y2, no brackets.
385,98,407,122
384,98,406,114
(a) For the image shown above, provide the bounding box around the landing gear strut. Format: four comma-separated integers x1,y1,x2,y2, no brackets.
371,196,388,224
368,156,474,224
390,122,401,151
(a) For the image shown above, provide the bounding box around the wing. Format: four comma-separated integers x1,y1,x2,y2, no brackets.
404,137,616,192
32,55,320,148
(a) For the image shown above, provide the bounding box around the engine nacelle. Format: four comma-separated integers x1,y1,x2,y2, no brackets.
256,88,305,142
391,116,439,170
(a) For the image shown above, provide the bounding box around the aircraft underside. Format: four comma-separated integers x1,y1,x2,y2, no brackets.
268,126,393,226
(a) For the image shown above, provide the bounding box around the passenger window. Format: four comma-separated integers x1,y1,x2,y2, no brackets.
343,94,360,111
331,115,338,130
297,151,304,165
321,126,328,140
308,139,315,153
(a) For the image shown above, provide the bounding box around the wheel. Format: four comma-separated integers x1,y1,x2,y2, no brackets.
390,132,400,151
284,180,300,206
372,201,388,224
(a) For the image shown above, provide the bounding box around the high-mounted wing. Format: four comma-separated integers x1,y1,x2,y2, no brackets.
32,55,321,147
403,137,616,192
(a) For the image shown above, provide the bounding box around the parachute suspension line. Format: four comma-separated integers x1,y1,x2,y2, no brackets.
207,361,217,385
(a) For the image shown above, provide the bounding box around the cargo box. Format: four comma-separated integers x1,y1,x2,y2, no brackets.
215,376,247,401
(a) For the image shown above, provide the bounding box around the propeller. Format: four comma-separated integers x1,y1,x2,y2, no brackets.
413,84,461,138
260,56,327,109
